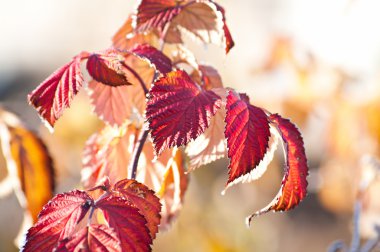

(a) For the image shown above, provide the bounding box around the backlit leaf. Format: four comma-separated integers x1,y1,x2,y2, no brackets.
225,91,271,184
81,125,138,188
131,44,172,74
146,70,222,155
97,194,152,251
136,145,189,229
135,0,182,33
56,225,121,252
86,51,132,87
191,64,223,90
135,0,234,53
246,114,308,225
28,51,89,129
87,80,136,126
185,88,227,170
23,190,93,252
113,179,161,239
113,15,158,51
0,109,55,223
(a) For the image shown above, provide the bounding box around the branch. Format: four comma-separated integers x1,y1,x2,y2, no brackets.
122,62,149,95
129,129,149,180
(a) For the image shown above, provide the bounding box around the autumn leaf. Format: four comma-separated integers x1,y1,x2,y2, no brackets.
185,88,227,170
28,51,89,129
86,51,132,87
135,0,234,53
246,114,308,225
0,109,55,224
96,194,152,251
87,80,141,126
81,125,139,188
55,225,121,252
112,179,161,239
23,190,93,252
136,144,189,229
146,70,221,155
222,125,280,194
191,64,223,90
224,91,271,184
130,44,172,74
113,15,159,51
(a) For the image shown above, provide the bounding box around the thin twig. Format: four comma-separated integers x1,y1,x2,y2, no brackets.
122,62,149,95
129,130,149,180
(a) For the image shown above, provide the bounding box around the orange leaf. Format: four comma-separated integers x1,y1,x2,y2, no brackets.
136,144,189,229
0,109,55,223
81,125,139,188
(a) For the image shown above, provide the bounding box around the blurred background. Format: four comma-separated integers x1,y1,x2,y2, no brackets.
1,0,380,251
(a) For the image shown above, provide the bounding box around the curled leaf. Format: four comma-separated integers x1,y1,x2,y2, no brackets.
131,43,172,74
113,179,161,239
146,70,222,155
28,52,89,129
86,51,132,87
246,114,308,225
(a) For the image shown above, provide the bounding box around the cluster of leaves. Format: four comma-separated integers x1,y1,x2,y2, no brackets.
19,0,309,250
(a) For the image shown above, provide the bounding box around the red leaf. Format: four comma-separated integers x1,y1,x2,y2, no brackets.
23,190,93,251
56,225,121,252
185,88,227,170
86,51,132,87
28,52,89,129
246,114,308,225
135,0,182,33
131,44,172,74
96,194,152,251
225,91,271,184
210,0,235,53
113,179,161,239
146,70,222,155
135,0,234,53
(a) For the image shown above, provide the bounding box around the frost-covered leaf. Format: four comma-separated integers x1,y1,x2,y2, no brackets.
97,194,152,251
225,91,271,184
131,44,172,74
146,70,221,155
56,225,121,252
113,179,161,239
86,51,132,87
23,190,93,252
246,114,308,225
28,52,89,128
